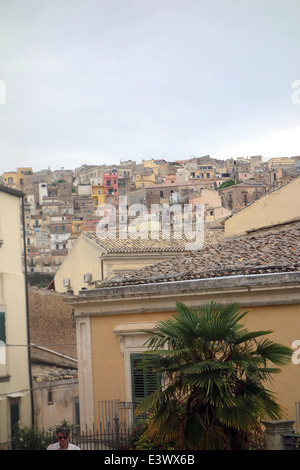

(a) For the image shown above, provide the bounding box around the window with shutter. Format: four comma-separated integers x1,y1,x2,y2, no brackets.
0,312,6,344
74,396,80,427
10,402,20,449
130,354,159,404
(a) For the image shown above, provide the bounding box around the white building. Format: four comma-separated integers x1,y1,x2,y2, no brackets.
38,182,48,205
0,184,32,449
50,233,71,251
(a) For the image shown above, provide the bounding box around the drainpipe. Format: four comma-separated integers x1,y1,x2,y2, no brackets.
100,255,104,281
21,195,34,427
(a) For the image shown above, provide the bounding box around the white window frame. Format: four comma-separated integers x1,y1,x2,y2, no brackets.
113,322,157,403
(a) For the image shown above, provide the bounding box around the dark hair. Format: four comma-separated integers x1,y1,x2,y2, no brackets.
56,425,70,436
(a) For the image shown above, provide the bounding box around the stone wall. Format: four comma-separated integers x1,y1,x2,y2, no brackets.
28,286,77,360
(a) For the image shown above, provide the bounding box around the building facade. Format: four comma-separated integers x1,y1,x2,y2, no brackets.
104,172,119,205
0,185,32,449
65,224,300,430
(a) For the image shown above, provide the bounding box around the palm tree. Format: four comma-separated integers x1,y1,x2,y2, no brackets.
136,301,293,450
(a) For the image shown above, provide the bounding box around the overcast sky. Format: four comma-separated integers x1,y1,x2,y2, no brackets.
0,0,300,173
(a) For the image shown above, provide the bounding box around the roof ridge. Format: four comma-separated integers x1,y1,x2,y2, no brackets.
0,183,25,198
82,228,224,253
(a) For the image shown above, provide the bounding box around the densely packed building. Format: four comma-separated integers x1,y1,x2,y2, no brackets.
1,154,299,277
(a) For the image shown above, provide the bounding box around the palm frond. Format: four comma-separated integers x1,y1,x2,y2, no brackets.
137,300,291,449
185,413,231,450
256,339,293,365
180,359,234,374
233,330,274,344
217,396,262,432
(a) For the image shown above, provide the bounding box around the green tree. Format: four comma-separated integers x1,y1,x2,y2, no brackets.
136,301,293,450
27,272,54,288
217,179,241,190
14,420,76,450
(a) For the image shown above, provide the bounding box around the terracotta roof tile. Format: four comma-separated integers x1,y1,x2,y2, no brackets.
95,224,300,288
83,228,224,254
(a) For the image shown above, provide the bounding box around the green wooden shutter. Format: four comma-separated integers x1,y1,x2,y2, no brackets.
0,312,6,344
130,354,159,404
74,397,80,427
10,402,20,449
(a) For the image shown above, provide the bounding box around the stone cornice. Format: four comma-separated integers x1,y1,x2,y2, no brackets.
65,271,300,317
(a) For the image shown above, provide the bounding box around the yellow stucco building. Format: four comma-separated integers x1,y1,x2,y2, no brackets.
267,157,294,170
2,172,17,188
16,168,33,189
65,215,300,431
71,218,85,237
224,176,300,237
135,173,156,189
54,231,200,295
141,159,159,176
0,185,32,449
2,168,32,190
91,184,105,208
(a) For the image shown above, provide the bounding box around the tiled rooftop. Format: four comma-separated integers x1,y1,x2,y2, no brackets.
0,183,24,198
94,223,300,288
83,228,224,253
32,365,78,383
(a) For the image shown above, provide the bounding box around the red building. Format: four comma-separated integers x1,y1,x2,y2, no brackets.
104,171,119,205
84,217,101,232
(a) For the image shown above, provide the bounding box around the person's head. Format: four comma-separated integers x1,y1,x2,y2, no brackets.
56,425,70,449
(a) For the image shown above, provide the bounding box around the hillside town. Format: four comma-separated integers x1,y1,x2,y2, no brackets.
1,153,300,450
1,154,299,280
2,0,300,452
